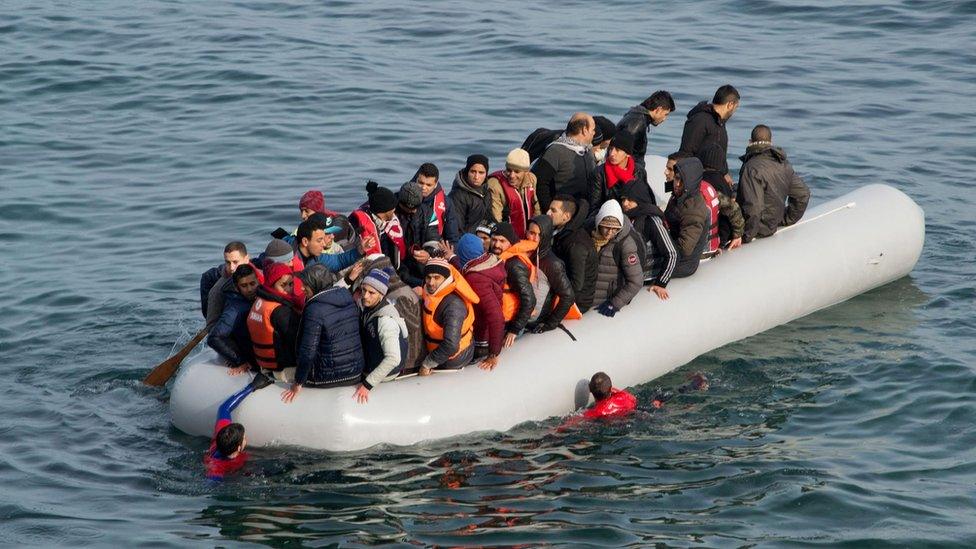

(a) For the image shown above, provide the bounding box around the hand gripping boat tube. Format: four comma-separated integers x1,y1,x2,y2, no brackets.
171,181,924,452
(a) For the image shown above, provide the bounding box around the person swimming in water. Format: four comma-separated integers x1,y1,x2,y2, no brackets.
204,373,274,480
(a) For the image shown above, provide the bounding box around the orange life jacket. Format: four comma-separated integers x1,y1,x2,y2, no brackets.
246,297,282,370
499,240,539,322
422,265,480,359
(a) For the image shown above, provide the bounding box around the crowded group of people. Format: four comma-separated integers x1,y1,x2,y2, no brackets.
199,84,812,407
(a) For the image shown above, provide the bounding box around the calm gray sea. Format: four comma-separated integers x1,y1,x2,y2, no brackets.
2,0,975,546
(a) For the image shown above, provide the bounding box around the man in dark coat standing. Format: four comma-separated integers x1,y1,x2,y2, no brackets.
679,84,740,183
615,90,675,166
737,125,811,242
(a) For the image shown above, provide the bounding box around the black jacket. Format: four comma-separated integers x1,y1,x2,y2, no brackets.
533,137,596,212
207,288,255,367
615,106,654,164
664,159,710,278
626,202,677,288
504,254,536,334
529,215,574,330
679,102,729,173
552,198,598,312
589,161,653,216
737,144,811,242
395,202,440,288
448,169,491,234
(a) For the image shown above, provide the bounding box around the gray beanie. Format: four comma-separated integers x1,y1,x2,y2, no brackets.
398,181,423,209
264,238,294,265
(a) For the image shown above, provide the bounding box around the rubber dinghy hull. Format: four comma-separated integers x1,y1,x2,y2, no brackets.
170,183,924,452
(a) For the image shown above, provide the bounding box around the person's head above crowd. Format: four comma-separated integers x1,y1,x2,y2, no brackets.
640,90,676,126
566,112,596,145
415,162,440,198
712,84,740,122
233,263,260,301
750,124,772,145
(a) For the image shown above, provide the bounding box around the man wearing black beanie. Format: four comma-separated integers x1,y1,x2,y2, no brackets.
489,222,537,349
449,154,492,234
349,181,406,271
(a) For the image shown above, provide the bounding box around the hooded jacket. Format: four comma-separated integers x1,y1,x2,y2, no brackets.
625,201,677,288
296,285,365,387
615,105,655,164
737,144,811,242
678,102,729,173
533,135,597,212
360,299,409,389
460,253,507,357
664,158,710,277
448,170,491,234
530,215,575,330
591,201,644,310
589,159,653,216
207,288,255,367
552,198,599,313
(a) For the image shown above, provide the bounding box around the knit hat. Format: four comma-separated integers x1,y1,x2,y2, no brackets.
505,148,531,171
475,222,495,236
263,262,293,289
264,238,294,265
299,190,325,214
306,212,343,235
596,200,625,229
398,181,423,209
366,180,397,213
465,154,489,173
361,268,391,296
593,115,616,145
424,257,452,279
696,142,727,173
610,131,635,157
297,264,336,294
456,233,485,267
491,221,519,244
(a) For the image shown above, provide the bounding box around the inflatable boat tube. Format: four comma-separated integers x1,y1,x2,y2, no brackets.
170,182,924,452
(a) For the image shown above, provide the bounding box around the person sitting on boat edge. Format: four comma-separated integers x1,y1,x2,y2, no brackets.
200,241,255,328
282,265,365,403
548,195,598,313
590,200,645,318
491,222,538,348
486,148,540,240
615,90,675,167
294,214,372,273
354,268,410,403
445,233,507,370
449,154,492,235
208,264,261,375
419,258,480,376
246,262,303,377
737,124,811,243
697,142,745,250
204,373,274,480
525,215,578,333
664,157,710,279
618,185,676,301
413,162,461,245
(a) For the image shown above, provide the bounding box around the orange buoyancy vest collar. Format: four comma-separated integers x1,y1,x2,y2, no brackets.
499,239,539,322
422,265,480,358
246,296,282,370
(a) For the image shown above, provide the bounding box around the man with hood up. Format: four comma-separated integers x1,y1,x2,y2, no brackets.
678,85,740,186
449,154,492,234
282,265,365,403
737,125,811,243
664,158,711,279
591,200,645,318
548,195,598,313
614,90,675,166
525,215,576,333
619,185,677,301
414,162,461,245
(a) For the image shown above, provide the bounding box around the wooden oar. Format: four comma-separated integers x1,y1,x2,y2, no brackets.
143,327,209,386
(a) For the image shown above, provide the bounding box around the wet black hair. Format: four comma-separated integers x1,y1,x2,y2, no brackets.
551,194,578,217
232,263,257,284
589,372,613,401
416,162,439,181
712,84,740,105
216,423,245,456
224,241,247,256
640,90,675,112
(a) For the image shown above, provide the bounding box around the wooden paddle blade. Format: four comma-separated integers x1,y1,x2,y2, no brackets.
143,327,209,386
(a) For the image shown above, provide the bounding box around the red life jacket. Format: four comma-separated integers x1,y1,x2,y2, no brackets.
204,418,248,479
431,188,448,237
350,208,406,261
491,170,536,240
583,388,637,419
699,181,721,253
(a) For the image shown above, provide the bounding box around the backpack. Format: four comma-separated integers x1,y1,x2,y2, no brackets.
521,128,563,163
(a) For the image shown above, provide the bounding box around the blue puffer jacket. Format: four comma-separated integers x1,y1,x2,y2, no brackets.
296,286,365,387
206,289,254,367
